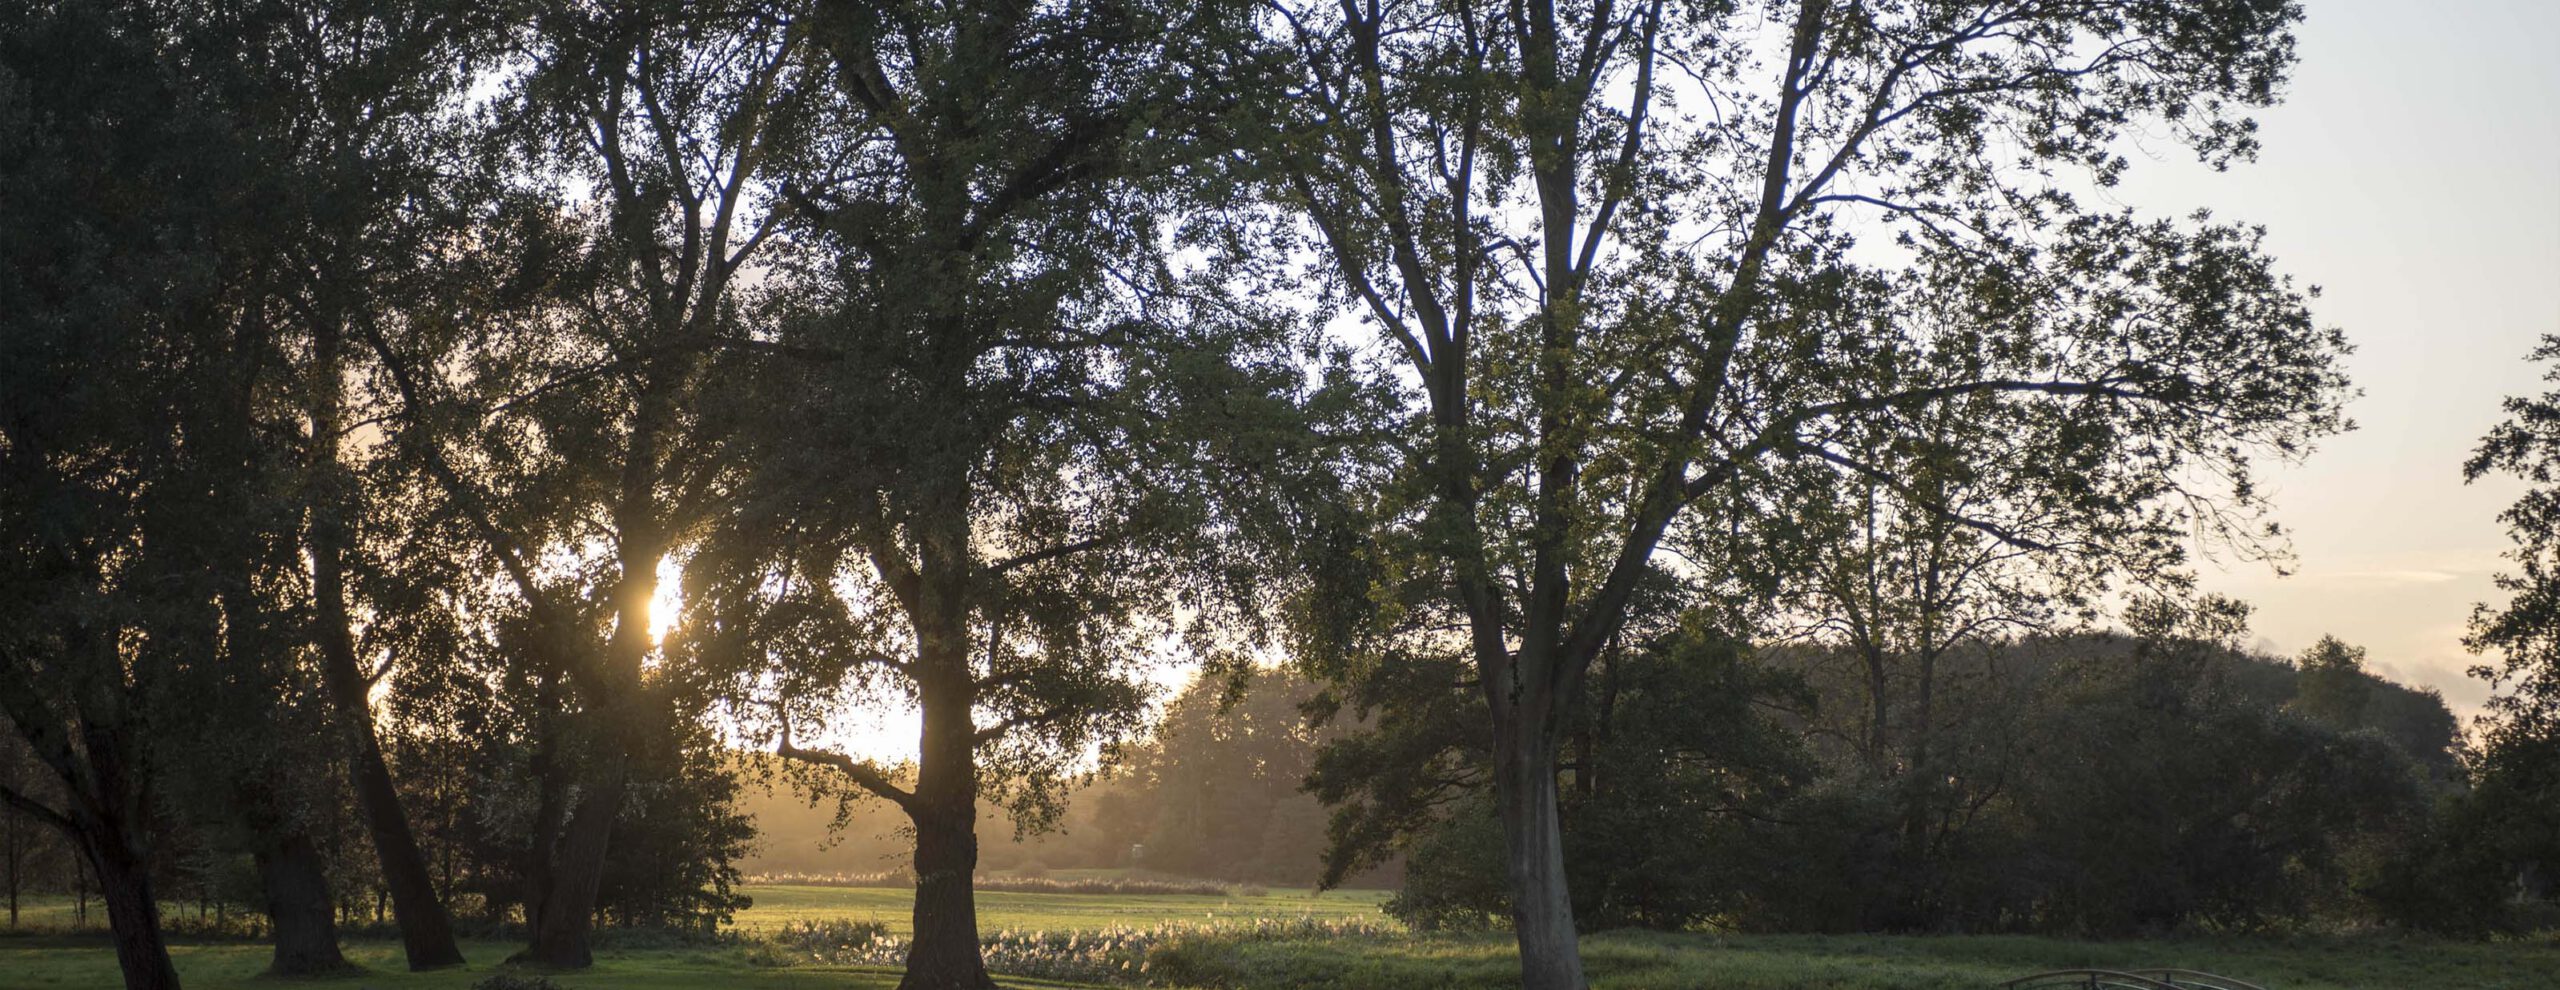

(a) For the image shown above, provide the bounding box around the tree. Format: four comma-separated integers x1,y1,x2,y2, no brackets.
2467,336,2560,737
0,3,298,983
1121,668,1343,883
2293,635,2373,724
2461,333,2560,917
358,0,818,966
1252,1,2347,983
676,3,1343,986
211,0,495,968
1771,400,2162,927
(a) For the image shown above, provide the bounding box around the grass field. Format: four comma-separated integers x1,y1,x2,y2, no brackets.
728,883,1391,935
3,885,2555,989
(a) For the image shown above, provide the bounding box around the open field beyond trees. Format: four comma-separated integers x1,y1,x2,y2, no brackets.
4,885,2556,990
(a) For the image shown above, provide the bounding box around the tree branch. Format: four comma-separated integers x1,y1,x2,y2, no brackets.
777,730,916,811
0,780,76,838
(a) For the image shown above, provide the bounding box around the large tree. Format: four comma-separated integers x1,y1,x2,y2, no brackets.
1764,397,2185,928
2462,333,2560,905
231,0,495,968
1253,1,2347,984
360,0,818,966
0,3,309,985
2469,335,2560,738
676,2,1346,987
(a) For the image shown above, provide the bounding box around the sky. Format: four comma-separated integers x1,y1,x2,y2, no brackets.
2112,0,2560,714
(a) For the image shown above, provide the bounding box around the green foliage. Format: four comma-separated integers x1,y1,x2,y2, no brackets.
2293,636,2375,728
2005,640,2429,934
1249,1,2353,980
1322,627,1814,933
2450,334,2560,930
1332,625,2464,938
1371,793,1507,933
2467,335,2560,721
1756,629,2457,936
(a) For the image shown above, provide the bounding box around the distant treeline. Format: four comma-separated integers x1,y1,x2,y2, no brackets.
736,670,1371,888
1326,627,2500,935
740,626,2553,937
3,625,2548,942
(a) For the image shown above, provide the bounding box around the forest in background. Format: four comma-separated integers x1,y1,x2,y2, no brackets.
24,620,2504,941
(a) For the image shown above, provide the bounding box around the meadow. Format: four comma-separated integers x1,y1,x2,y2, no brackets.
3,884,2556,990
728,881,1392,935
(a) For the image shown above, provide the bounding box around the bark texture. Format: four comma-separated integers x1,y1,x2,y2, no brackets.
1494,722,1586,990
256,833,348,976
88,831,181,990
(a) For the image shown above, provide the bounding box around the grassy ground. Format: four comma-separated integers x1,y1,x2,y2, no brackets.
1150,928,2560,990
3,886,2555,989
729,883,1391,936
0,936,928,990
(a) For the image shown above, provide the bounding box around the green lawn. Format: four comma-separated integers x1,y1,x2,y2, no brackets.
0,937,929,990
1146,929,2560,990
3,886,2555,990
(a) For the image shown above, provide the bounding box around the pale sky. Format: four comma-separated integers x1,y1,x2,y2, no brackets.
2110,0,2560,715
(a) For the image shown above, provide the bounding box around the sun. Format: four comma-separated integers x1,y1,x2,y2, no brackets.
647,556,685,646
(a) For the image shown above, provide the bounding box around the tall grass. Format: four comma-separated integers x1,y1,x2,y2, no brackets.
758,915,1400,984
745,870,1234,897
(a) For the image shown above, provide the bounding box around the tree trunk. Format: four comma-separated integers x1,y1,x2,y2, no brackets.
4,773,19,928
325,670,466,969
520,389,672,969
901,798,990,990
1865,647,1891,768
86,831,181,990
1893,646,1944,929
257,833,347,976
1493,723,1584,990
310,311,468,970
900,658,993,990
520,773,623,968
